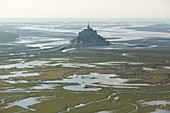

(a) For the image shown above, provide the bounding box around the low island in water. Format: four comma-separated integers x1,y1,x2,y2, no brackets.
66,24,110,48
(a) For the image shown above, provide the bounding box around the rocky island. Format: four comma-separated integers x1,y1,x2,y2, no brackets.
67,24,110,48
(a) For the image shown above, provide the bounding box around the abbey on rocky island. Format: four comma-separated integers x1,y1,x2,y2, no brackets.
70,24,110,47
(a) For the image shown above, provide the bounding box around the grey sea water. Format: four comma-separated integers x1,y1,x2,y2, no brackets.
0,18,170,53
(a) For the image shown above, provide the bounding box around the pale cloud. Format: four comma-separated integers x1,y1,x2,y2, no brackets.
0,0,170,18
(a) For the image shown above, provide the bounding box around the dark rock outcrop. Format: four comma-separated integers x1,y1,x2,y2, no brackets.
69,24,110,48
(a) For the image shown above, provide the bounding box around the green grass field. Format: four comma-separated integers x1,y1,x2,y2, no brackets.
0,48,170,113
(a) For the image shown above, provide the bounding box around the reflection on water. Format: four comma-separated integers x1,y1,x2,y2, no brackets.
31,84,56,90
0,60,95,69
142,101,170,106
94,61,143,66
97,111,113,113
0,61,49,69
46,73,149,91
143,67,158,71
4,80,29,84
164,66,170,69
2,97,41,111
0,71,39,79
151,109,170,113
63,85,101,91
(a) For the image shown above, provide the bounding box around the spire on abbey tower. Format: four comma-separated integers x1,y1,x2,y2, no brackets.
87,22,90,29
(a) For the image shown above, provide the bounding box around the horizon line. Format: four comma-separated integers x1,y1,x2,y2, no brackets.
0,17,170,19
0,17,170,22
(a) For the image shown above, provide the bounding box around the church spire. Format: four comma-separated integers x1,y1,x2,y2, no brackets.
87,22,90,29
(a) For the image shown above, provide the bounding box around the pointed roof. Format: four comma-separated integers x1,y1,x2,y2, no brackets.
87,22,90,29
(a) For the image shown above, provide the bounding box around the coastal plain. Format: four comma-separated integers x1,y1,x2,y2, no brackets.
0,48,170,113
0,21,170,113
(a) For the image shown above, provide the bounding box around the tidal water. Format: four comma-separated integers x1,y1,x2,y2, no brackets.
0,19,170,54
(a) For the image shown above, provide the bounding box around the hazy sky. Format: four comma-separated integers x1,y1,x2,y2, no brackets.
0,0,170,18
